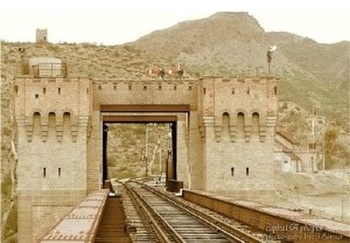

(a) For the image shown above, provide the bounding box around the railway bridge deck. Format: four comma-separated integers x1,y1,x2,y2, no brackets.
38,181,350,243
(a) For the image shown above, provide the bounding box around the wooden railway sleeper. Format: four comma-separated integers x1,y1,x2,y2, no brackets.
124,183,169,242
126,183,187,243
143,183,264,243
124,182,183,243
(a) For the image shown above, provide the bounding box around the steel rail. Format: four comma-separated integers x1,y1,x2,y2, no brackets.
124,182,174,242
142,182,264,243
125,182,186,242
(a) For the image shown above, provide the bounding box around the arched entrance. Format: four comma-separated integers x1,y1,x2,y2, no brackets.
100,104,189,187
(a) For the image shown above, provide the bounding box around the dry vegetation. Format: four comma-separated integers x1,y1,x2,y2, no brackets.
107,124,170,179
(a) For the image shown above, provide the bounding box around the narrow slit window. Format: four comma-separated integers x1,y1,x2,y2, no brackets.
174,84,177,90
43,87,46,94
58,87,61,94
58,168,61,177
246,167,249,176
246,87,250,94
86,88,89,94
203,88,206,94
14,85,19,95
143,84,147,90
128,84,132,90
35,94,39,98
231,167,234,176
43,167,46,177
114,85,117,90
232,88,235,94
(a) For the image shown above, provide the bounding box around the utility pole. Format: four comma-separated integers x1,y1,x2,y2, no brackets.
145,123,148,177
308,98,325,171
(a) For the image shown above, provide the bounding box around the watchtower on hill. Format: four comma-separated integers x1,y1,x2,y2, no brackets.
36,28,48,44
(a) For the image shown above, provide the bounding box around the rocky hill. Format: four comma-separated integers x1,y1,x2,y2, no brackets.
1,11,349,241
129,11,349,168
130,12,349,124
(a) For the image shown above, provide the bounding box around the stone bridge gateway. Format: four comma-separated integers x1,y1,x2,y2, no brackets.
100,104,190,184
13,71,278,241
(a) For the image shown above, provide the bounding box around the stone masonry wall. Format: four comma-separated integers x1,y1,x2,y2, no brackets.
93,79,198,108
199,77,278,195
14,76,92,242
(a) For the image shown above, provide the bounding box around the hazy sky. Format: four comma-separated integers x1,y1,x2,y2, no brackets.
0,0,349,45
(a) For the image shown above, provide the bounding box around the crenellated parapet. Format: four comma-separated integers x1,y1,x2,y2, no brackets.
198,76,278,143
92,78,198,110
14,77,92,142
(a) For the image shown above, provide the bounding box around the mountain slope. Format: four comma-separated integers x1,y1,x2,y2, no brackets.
130,12,349,124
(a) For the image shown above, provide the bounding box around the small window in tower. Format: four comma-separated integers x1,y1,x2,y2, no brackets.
43,167,46,177
158,84,162,90
14,85,19,95
114,85,117,90
58,87,61,94
232,88,235,94
174,84,177,90
35,94,39,98
246,167,249,176
203,88,206,94
128,84,132,90
43,87,46,94
189,84,192,90
231,167,235,176
86,88,89,94
274,86,278,95
58,168,61,177
143,84,147,90
98,85,102,90
246,87,250,94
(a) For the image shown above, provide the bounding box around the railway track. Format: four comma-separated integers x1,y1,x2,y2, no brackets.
41,180,349,242
123,180,266,243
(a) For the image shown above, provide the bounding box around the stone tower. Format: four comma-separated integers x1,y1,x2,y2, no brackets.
36,28,48,44
14,59,93,241
198,76,278,198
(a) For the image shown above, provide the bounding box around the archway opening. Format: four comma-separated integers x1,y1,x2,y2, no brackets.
102,121,177,184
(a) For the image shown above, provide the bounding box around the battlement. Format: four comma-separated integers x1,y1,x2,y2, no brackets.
92,78,199,111
199,76,278,115
202,75,278,80
93,79,198,91
14,77,92,122
14,75,277,123
201,75,278,86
